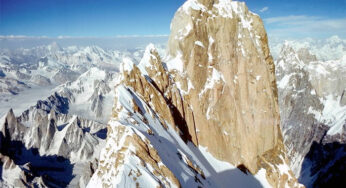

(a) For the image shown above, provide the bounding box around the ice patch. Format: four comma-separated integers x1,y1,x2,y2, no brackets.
213,0,234,18
310,89,316,95
176,24,193,40
208,36,215,63
199,146,234,172
121,57,134,73
195,41,205,48
182,0,206,13
176,79,194,96
206,107,211,120
308,94,346,136
199,68,225,98
254,169,272,188
139,43,156,69
277,74,292,89
138,43,158,76
165,51,184,73
323,95,346,135
199,146,271,187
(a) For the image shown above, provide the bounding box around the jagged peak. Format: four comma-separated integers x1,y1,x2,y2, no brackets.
180,0,207,13
84,45,105,54
0,109,15,130
81,67,108,80
168,0,266,73
297,48,318,63
277,43,307,70
120,57,135,74
143,43,156,53
47,41,62,52
48,108,57,120
6,108,15,118
326,35,343,44
279,41,318,65
214,0,252,18
87,0,303,187
179,0,255,20
280,42,299,58
138,43,161,74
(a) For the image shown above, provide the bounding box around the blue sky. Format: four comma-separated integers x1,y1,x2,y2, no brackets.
1,0,345,39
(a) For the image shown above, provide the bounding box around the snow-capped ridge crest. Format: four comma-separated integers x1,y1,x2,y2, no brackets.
270,35,346,61
120,57,135,73
47,42,62,52
138,43,160,73
181,0,207,13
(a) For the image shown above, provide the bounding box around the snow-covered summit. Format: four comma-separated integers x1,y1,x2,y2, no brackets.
270,35,346,61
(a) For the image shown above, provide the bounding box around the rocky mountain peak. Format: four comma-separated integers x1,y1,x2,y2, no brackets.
297,48,318,63
47,42,62,52
88,0,301,187
167,0,281,172
4,108,15,121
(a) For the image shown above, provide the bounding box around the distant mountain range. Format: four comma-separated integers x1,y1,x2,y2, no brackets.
0,1,345,187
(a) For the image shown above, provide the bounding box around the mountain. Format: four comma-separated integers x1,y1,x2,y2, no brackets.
1,1,344,188
276,43,346,188
0,66,120,187
0,43,140,117
55,67,119,123
0,42,133,93
0,38,168,187
88,0,301,187
0,94,106,187
270,35,346,61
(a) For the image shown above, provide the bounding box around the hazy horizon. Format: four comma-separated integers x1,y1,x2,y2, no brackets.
0,36,169,50
1,0,345,39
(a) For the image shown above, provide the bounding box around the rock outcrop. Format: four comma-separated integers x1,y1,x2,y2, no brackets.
88,0,301,187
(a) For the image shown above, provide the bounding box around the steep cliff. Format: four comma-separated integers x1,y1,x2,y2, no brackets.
88,0,301,187
166,0,280,172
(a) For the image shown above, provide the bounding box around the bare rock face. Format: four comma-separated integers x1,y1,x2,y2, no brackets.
166,0,280,173
89,0,301,187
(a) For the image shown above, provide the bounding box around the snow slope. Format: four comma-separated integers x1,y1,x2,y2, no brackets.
87,80,271,188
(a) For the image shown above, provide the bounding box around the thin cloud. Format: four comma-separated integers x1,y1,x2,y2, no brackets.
264,15,346,38
0,35,169,39
0,35,49,39
114,34,169,38
265,15,318,24
260,7,269,13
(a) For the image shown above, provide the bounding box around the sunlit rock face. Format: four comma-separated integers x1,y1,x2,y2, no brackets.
167,0,280,173
88,0,302,187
